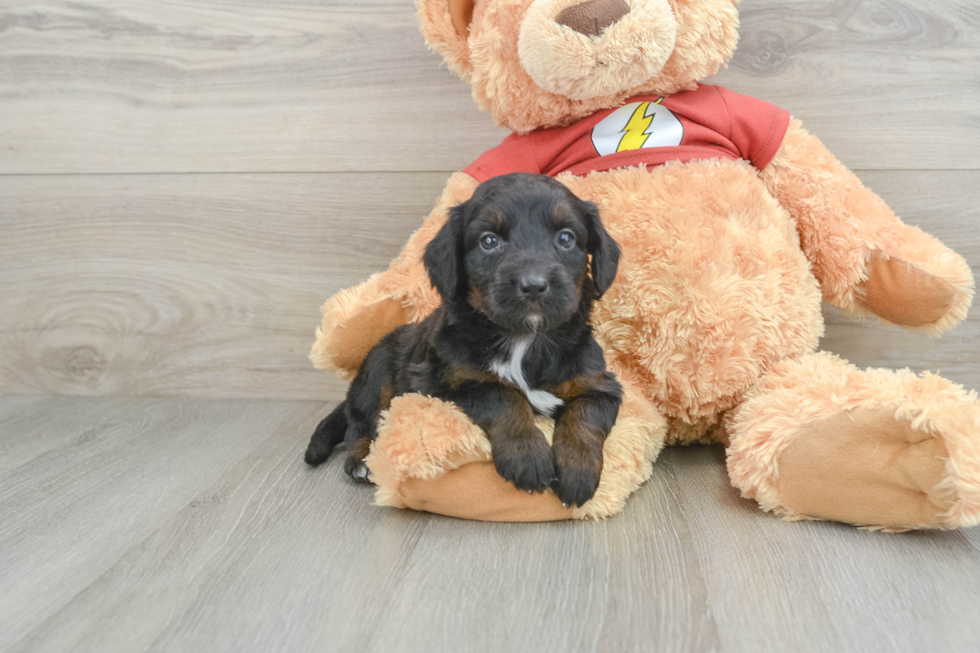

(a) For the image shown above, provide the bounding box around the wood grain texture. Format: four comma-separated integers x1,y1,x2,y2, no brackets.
0,172,449,399
666,445,980,653
714,0,980,170
0,0,978,174
363,470,718,653
0,0,510,174
21,419,715,653
1,171,977,400
2,396,978,653
0,395,325,647
0,394,135,474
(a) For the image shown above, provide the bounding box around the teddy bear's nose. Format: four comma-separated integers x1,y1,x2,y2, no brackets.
556,0,630,37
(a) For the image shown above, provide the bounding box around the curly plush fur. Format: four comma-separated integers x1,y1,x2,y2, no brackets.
311,0,979,528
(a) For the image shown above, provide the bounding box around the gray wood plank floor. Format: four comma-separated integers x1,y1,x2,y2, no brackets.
1,395,978,653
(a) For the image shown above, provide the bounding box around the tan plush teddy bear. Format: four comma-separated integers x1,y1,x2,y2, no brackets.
311,0,980,530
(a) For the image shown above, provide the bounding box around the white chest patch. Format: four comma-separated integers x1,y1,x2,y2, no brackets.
591,99,684,157
489,337,564,416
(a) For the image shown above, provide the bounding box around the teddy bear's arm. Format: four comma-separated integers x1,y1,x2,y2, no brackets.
761,119,974,334
309,172,480,378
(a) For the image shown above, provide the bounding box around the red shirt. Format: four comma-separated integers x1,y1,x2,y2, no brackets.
464,84,790,182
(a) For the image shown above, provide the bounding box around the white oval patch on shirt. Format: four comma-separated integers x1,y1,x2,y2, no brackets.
591,99,684,157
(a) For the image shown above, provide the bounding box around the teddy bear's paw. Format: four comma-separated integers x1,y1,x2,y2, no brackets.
856,251,971,332
727,353,980,530
330,299,408,374
773,406,965,530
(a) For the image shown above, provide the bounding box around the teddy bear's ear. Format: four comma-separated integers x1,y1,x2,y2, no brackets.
656,0,741,91
448,0,475,37
417,0,475,79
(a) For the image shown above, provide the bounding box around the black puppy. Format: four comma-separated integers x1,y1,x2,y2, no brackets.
304,173,622,506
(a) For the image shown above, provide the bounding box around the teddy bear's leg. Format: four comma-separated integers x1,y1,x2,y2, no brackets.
309,172,480,378
725,351,980,530
762,120,974,334
365,377,667,521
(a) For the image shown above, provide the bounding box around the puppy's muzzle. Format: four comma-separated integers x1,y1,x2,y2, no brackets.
519,275,550,301
510,259,562,305
489,255,577,333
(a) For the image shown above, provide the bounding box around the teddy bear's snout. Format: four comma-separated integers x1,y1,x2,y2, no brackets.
518,0,678,102
555,0,630,38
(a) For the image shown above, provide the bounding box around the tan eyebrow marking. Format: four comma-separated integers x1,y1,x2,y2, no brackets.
551,201,577,230
482,210,506,233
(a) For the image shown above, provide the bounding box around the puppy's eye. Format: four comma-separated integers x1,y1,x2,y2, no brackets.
556,229,576,249
480,233,500,251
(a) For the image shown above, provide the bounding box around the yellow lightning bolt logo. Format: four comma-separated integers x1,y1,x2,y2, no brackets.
616,101,655,152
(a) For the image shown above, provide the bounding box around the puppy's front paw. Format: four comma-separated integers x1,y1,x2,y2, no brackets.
493,431,556,493
553,441,603,507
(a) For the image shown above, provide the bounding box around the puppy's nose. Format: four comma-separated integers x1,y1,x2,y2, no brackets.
556,0,630,38
519,276,550,301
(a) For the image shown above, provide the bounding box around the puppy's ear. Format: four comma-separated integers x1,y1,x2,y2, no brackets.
583,201,621,298
424,204,467,303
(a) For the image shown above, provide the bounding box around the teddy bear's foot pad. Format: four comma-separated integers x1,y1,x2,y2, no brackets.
774,406,956,530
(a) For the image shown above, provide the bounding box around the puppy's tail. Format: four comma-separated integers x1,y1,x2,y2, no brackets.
304,401,348,467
